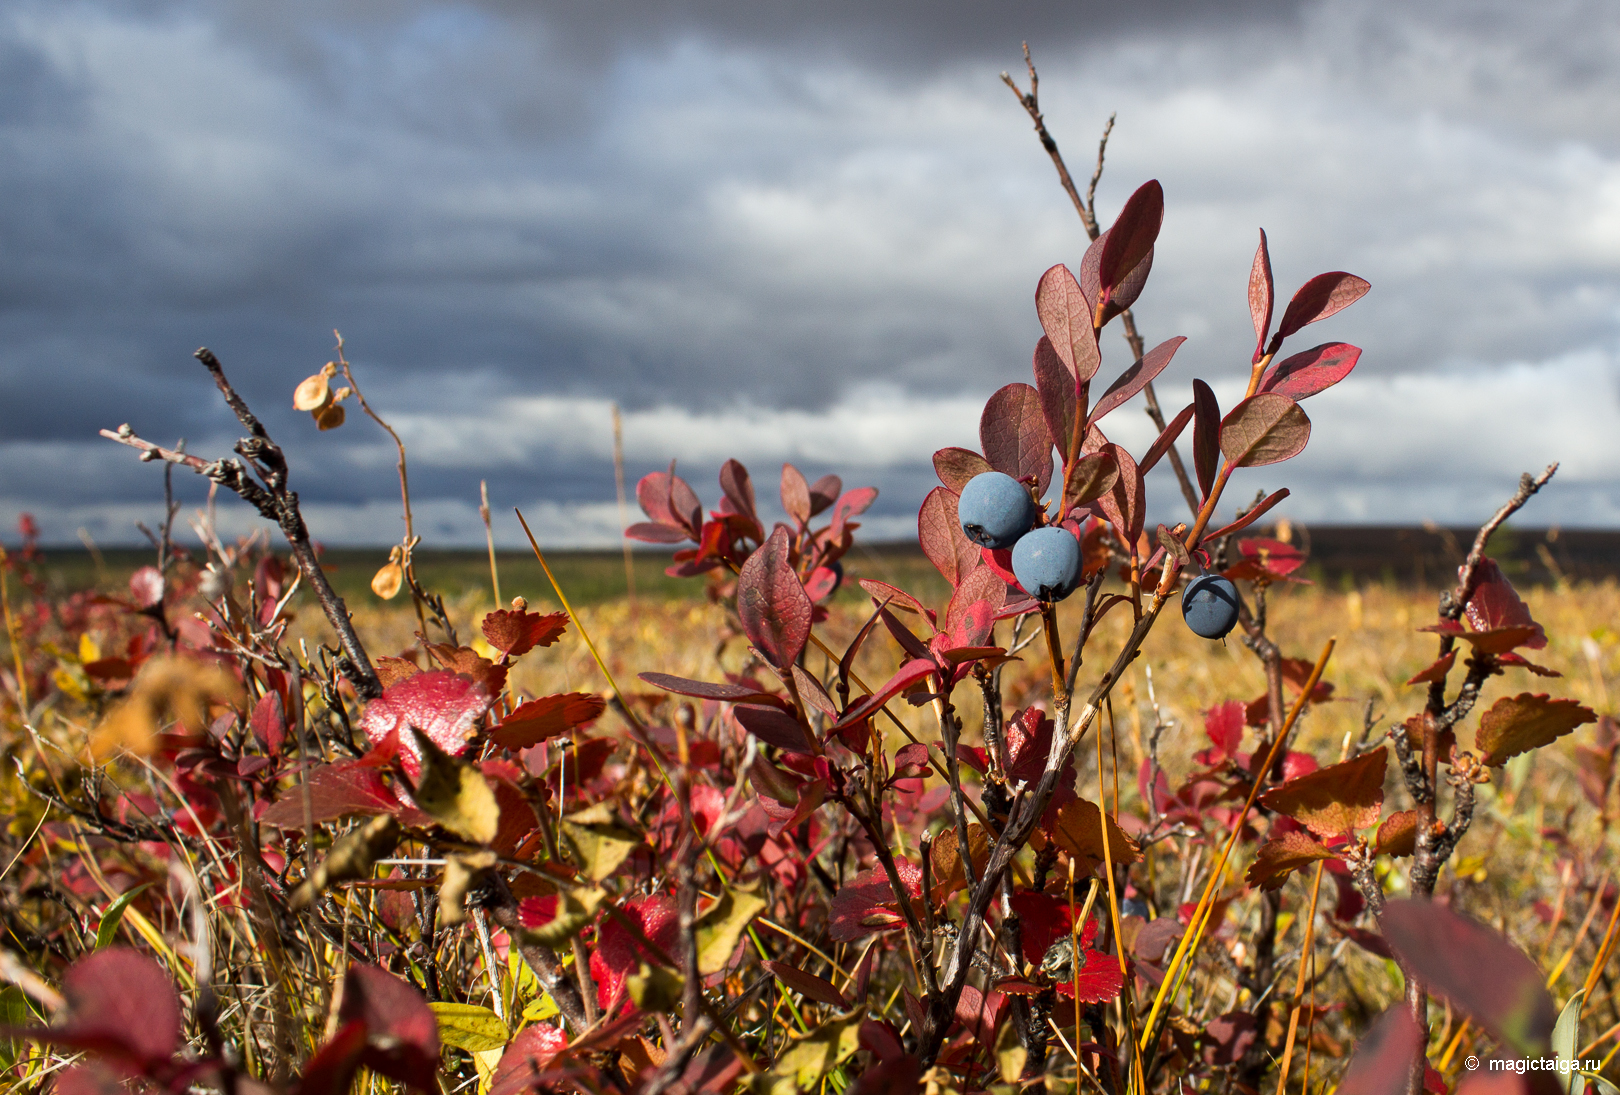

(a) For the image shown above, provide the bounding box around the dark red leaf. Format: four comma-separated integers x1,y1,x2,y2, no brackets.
359,671,491,780
489,1026,568,1095
1337,1008,1424,1095
736,527,812,670
1274,272,1371,342
636,469,701,535
1098,180,1165,304
1406,651,1457,686
1219,394,1310,467
918,487,979,587
33,949,182,1068
490,692,606,749
297,1021,369,1095
1245,829,1338,890
1192,378,1220,500
1463,559,1547,650
1094,443,1144,549
781,463,811,526
1064,450,1119,512
1202,488,1290,542
637,672,783,706
1249,229,1274,364
1140,402,1195,477
1379,898,1556,1058
1035,264,1101,382
717,459,759,525
1033,336,1080,461
762,960,849,1009
808,474,842,516
1259,342,1361,401
624,522,688,544
734,705,816,755
250,690,286,754
835,658,938,731
1089,337,1185,427
980,383,1053,497
338,964,439,1092
262,761,399,828
931,447,991,494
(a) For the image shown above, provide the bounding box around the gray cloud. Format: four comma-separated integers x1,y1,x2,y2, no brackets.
0,0,1616,548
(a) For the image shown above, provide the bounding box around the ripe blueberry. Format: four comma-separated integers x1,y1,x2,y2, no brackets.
1011,526,1082,602
957,471,1037,549
1182,573,1240,639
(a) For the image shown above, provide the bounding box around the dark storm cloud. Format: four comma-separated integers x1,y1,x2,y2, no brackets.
0,0,1616,546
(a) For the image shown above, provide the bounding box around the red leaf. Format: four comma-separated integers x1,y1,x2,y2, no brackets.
637,672,784,706
829,860,922,942
1259,748,1387,837
1204,701,1246,759
808,474,842,516
297,1021,370,1095
1139,402,1195,477
1220,394,1311,467
424,642,508,699
980,383,1053,497
625,521,688,544
359,671,492,779
1375,810,1418,857
262,760,399,828
1089,337,1186,427
637,469,702,535
1379,898,1556,1058
830,486,878,543
1249,229,1274,363
932,447,991,494
33,949,182,1069
1094,444,1144,549
734,704,816,754
591,895,680,1010
718,459,759,528
1406,651,1457,685
490,1026,568,1095
1274,272,1371,341
129,566,164,610
835,658,938,731
802,565,840,603
736,527,812,670
1035,265,1101,382
1462,559,1546,650
490,692,606,749
944,565,1008,648
1098,180,1165,304
1191,379,1220,500
250,690,286,754
918,487,979,587
781,463,811,526
1033,336,1080,461
1259,342,1361,401
481,608,568,657
762,960,849,1009
1063,450,1119,512
1337,1008,1425,1095
1203,488,1290,542
1475,693,1597,767
338,964,440,1092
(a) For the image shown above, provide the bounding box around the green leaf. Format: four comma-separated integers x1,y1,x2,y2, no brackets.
95,883,153,951
0,986,34,1070
429,1002,510,1053
559,804,640,882
695,889,767,976
1552,990,1584,1095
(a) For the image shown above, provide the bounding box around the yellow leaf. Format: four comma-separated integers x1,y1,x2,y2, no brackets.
560,803,640,882
437,850,498,928
371,561,404,599
696,888,767,976
291,815,401,909
519,886,605,948
90,656,245,761
78,634,100,663
520,994,559,1024
292,373,331,411
771,1016,861,1088
409,727,499,844
429,1002,510,1052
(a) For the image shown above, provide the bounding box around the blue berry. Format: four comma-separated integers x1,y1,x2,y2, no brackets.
957,472,1037,549
1182,574,1240,638
1011,526,1082,602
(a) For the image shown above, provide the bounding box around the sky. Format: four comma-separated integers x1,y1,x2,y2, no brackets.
2,0,1618,549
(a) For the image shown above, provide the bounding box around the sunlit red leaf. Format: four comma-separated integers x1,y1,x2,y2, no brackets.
918,488,980,587
1220,394,1311,467
250,690,286,754
1098,180,1164,304
1379,898,1556,1058
1035,265,1101,382
1204,700,1246,759
980,383,1053,497
932,447,991,494
262,760,398,829
1259,748,1386,838
591,895,680,1010
1375,810,1418,858
490,692,606,749
1475,693,1597,767
736,527,812,671
1274,272,1371,341
636,469,701,535
1045,798,1140,872
359,671,491,779
718,459,759,526
781,463,811,526
490,1025,568,1095
1245,829,1337,890
1259,342,1361,401
424,643,507,698
1406,651,1457,685
1094,444,1144,549
834,658,938,732
481,608,568,657
1462,559,1546,650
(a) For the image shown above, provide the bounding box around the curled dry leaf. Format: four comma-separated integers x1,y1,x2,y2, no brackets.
293,372,331,412
314,403,346,431
407,727,500,845
371,561,404,599
436,850,498,928
291,815,401,909
1245,829,1337,891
